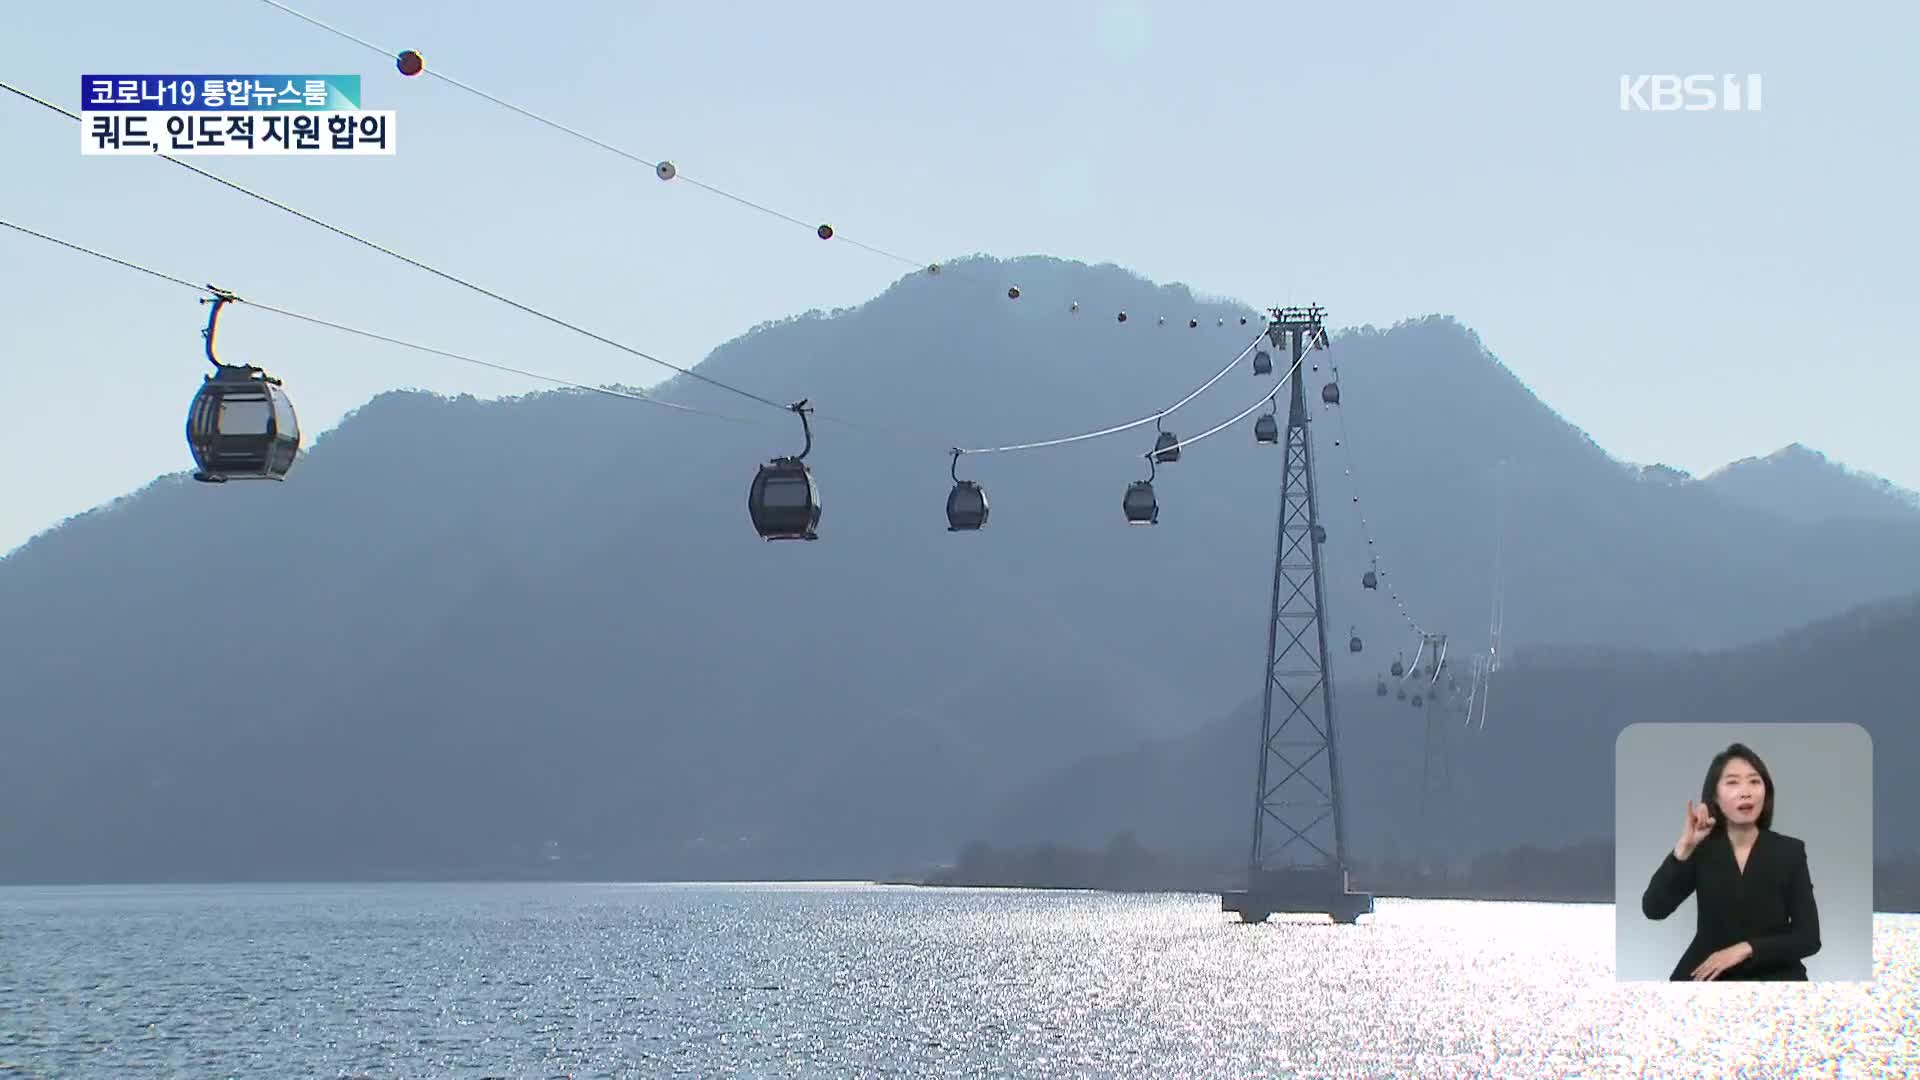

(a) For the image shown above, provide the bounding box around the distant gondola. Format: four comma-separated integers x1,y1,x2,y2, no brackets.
1123,481,1158,525
186,291,300,483
1152,426,1180,464
1322,382,1341,405
748,401,821,541
1253,349,1272,376
1254,413,1278,444
1123,456,1159,525
946,450,989,532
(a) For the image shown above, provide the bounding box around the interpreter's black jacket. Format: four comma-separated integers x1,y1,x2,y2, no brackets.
1641,827,1821,981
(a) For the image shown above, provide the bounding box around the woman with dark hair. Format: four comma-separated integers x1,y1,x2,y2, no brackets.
1641,742,1821,980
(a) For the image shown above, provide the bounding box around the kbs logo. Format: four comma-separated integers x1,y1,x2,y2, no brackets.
1619,74,1762,112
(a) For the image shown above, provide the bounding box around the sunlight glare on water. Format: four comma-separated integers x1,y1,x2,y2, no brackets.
0,884,1913,1078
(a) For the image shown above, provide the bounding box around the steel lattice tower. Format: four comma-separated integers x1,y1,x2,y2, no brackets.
1221,305,1373,925
1418,638,1455,880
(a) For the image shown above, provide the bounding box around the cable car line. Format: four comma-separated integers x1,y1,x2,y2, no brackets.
0,217,755,423
1464,459,1510,730
1487,458,1509,676
6,76,1192,455
0,78,796,417
255,0,926,271
1464,654,1489,730
240,299,754,420
1318,354,1426,640
6,74,1289,456
0,218,201,292
0,141,1282,528
1462,654,1485,729
254,1,1288,334
1138,352,1305,461
6,69,1486,597
953,332,1264,455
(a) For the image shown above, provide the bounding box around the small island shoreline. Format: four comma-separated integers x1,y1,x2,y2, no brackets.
884,837,1920,914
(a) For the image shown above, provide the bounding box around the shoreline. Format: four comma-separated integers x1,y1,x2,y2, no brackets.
890,878,1920,914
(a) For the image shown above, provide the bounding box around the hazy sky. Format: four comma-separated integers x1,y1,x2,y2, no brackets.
1,0,1913,554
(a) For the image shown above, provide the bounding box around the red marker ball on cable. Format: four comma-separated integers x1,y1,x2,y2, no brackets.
396,50,425,76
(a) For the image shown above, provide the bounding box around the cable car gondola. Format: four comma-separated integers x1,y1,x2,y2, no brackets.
186,290,301,483
1253,349,1272,376
1376,679,1388,696
1362,569,1378,589
1123,455,1159,525
748,400,821,541
1254,412,1278,444
1321,382,1341,405
1349,633,1363,654
1311,524,1326,544
1411,693,1423,707
1152,417,1180,464
1391,659,1405,678
946,450,989,532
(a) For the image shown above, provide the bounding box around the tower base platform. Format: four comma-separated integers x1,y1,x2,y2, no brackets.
1221,866,1374,924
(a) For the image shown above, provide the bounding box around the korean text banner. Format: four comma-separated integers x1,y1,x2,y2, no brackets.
82,76,362,111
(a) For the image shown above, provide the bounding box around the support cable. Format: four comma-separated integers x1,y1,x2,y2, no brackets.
256,0,929,271
954,332,1265,455
1,78,794,415
0,217,762,424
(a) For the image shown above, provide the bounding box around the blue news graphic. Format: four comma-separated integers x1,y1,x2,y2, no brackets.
81,75,361,111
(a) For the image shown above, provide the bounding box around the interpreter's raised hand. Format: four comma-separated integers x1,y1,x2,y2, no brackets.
1675,799,1715,860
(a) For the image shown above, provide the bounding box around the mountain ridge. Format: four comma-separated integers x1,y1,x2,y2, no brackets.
2,254,1917,883
976,588,1920,870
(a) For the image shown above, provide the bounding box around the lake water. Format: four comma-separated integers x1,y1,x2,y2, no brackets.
0,884,1913,1078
